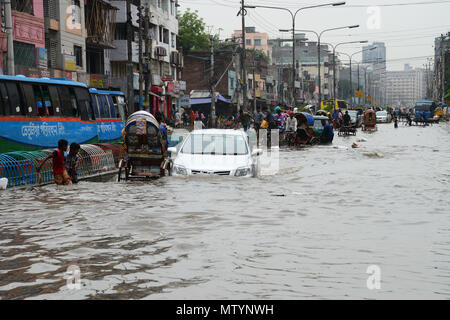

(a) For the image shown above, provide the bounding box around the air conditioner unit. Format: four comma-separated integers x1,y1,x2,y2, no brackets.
155,46,167,57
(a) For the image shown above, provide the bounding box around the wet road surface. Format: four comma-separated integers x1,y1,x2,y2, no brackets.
1,122,449,299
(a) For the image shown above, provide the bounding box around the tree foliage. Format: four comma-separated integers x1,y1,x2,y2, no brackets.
177,9,211,53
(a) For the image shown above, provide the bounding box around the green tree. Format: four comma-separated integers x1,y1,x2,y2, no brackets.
177,9,211,53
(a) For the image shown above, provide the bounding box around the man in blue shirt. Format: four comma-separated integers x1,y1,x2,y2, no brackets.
320,120,334,144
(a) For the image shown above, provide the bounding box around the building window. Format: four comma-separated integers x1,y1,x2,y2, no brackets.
246,39,251,46
163,28,169,45
115,24,127,40
11,0,33,15
71,0,81,24
74,45,82,67
14,41,35,68
254,39,262,46
170,0,175,15
171,33,175,48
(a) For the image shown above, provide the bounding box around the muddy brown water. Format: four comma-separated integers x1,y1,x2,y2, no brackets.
0,122,449,299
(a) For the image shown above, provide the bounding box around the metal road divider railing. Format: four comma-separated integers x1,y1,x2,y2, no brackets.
0,144,120,189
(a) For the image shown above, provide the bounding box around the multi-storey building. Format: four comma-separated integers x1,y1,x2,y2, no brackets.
109,0,183,116
362,42,386,104
1,0,183,118
434,33,450,102
232,27,269,57
0,0,46,76
269,34,339,104
182,48,268,113
42,0,87,79
385,65,427,107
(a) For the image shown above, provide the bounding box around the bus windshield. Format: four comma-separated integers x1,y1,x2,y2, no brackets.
414,104,432,112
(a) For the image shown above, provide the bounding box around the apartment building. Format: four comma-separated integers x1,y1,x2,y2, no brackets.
386,65,426,106
232,27,269,57
0,0,46,76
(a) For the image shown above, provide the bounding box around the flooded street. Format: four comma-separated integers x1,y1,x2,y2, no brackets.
1,123,449,300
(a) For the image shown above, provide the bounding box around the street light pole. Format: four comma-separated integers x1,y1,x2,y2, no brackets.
332,40,368,101
246,2,346,108
287,25,360,109
337,46,377,107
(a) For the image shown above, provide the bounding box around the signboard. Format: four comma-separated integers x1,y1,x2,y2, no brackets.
133,73,139,90
180,94,190,107
64,54,77,72
166,81,175,94
37,48,48,68
39,67,51,78
374,100,378,105
161,76,173,82
174,81,180,93
354,90,363,98
366,96,372,101
178,81,186,91
64,71,77,81
90,74,109,89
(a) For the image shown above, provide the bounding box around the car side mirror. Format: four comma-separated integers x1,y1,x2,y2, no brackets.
252,149,263,157
168,147,177,155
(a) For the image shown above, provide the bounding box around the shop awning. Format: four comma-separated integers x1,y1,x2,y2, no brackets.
189,94,231,105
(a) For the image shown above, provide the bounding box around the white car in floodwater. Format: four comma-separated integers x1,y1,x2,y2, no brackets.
376,111,392,123
168,129,262,177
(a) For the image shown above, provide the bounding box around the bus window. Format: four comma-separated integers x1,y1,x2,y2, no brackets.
5,82,25,115
57,86,73,116
21,84,36,115
32,85,46,116
74,87,94,121
41,86,54,116
0,84,4,115
117,96,126,121
0,81,9,115
91,94,100,119
48,86,61,115
69,87,79,117
107,95,116,118
99,95,110,118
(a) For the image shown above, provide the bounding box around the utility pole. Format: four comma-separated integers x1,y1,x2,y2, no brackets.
253,52,256,113
235,46,241,113
210,35,216,127
239,0,248,112
442,35,447,103
144,5,150,113
357,63,360,106
138,5,143,110
364,67,367,105
4,0,14,75
318,41,322,108
126,0,135,112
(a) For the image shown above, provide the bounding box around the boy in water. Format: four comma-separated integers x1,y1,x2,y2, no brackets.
66,143,81,184
37,139,72,185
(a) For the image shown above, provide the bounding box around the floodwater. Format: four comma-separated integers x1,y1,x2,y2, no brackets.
1,122,449,300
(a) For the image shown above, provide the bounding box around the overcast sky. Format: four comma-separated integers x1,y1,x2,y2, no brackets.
179,0,450,71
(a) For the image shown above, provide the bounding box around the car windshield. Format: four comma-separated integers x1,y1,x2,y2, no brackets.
181,134,249,155
376,111,387,116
